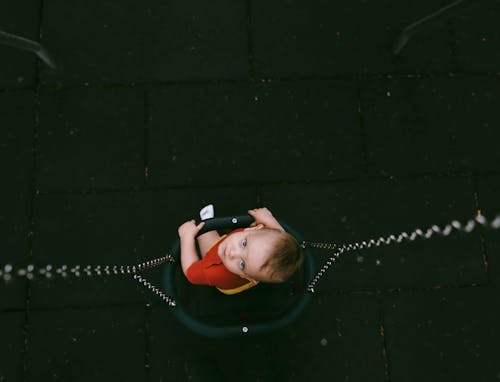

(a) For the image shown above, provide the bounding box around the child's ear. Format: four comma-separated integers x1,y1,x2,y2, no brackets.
244,224,264,231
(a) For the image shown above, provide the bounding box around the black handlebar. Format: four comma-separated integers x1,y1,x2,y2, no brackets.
197,215,255,236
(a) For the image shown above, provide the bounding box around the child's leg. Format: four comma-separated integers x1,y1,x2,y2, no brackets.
197,231,221,257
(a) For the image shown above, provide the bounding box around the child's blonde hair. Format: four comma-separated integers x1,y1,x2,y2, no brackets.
258,229,304,283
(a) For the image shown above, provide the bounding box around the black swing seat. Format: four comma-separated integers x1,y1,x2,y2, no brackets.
162,215,315,339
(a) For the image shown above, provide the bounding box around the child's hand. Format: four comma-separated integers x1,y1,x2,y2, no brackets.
248,208,284,231
178,220,205,240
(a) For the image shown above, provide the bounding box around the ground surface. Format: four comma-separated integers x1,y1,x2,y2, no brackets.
1,0,500,381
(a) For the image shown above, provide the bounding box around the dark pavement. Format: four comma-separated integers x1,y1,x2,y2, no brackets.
1,1,500,381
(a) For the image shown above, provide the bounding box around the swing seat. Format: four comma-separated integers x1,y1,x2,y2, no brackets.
162,215,315,339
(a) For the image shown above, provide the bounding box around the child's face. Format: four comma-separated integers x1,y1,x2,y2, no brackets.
217,227,275,283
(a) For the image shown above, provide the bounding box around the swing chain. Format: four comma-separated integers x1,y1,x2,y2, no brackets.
1,254,177,306
306,213,500,293
132,255,178,306
135,255,176,272
301,242,337,251
133,274,176,306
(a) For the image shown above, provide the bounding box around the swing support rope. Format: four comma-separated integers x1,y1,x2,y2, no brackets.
304,213,500,292
1,213,499,306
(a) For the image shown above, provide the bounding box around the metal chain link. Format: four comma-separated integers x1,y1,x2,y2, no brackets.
0,254,177,306
133,274,176,306
305,213,500,293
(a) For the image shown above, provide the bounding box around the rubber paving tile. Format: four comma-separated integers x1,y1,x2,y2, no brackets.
362,77,500,177
30,191,157,308
260,294,384,381
0,311,25,382
454,0,500,73
0,280,27,311
383,287,500,382
29,187,257,308
261,175,486,292
0,91,34,309
0,91,33,257
149,304,217,382
26,306,145,382
149,294,384,382
149,80,361,187
251,0,452,77
0,0,41,89
39,0,248,85
36,87,145,191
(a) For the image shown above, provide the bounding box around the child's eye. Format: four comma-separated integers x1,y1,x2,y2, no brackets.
239,259,246,270
241,239,247,248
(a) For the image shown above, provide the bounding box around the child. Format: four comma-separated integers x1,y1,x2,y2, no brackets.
178,207,303,295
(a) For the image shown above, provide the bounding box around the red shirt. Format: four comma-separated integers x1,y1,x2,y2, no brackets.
186,229,249,289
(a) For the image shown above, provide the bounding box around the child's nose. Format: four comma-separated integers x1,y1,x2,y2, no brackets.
228,247,239,260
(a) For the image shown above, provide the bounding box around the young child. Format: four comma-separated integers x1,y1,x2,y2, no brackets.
178,207,303,295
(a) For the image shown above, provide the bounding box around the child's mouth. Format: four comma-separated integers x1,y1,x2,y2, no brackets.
219,244,227,258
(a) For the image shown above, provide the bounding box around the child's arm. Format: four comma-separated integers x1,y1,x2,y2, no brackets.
248,208,285,232
178,220,205,275
197,231,221,257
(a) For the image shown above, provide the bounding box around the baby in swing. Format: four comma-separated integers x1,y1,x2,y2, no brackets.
178,206,303,295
